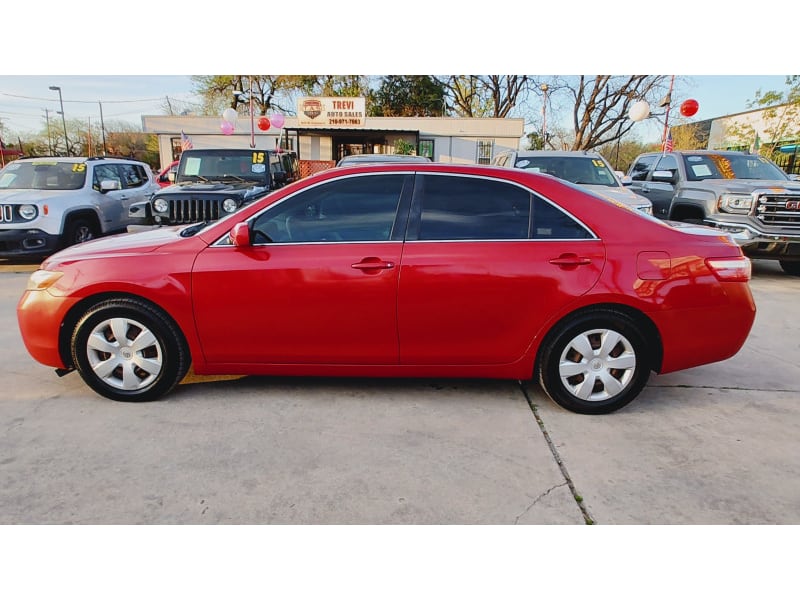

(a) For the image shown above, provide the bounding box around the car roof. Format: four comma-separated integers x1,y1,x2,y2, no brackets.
513,150,604,158
337,154,432,166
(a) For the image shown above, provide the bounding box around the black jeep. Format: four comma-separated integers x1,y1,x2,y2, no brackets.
129,148,299,225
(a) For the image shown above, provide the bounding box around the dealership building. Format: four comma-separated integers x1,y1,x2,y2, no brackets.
143,96,525,176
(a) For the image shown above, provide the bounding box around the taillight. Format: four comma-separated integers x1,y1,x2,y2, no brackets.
706,257,751,282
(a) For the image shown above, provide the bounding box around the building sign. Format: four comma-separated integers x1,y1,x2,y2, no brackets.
297,97,366,127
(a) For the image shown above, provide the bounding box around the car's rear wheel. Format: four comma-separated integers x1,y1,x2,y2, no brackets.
779,260,800,276
70,298,190,402
538,310,651,414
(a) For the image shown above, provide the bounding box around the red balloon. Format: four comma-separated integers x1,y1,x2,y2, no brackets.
257,117,271,131
680,99,699,117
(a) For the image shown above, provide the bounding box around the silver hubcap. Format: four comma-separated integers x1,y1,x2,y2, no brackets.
76,226,93,243
86,317,163,391
558,328,636,402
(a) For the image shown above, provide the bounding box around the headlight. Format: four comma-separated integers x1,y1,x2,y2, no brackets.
26,270,63,291
718,193,753,213
153,198,169,213
18,204,37,220
222,198,238,213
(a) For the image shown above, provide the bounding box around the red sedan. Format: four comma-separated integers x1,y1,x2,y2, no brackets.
17,163,756,414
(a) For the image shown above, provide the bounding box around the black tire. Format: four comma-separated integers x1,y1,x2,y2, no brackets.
537,309,652,415
70,298,190,402
779,260,800,276
62,217,97,248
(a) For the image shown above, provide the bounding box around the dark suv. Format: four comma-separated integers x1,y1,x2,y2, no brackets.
129,148,299,226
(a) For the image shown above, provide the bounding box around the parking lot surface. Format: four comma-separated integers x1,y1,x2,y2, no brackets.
1,259,799,524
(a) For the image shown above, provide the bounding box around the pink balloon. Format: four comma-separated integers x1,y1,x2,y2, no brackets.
220,121,234,135
269,113,285,129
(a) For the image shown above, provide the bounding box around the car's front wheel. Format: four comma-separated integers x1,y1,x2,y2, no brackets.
62,217,97,248
70,298,190,402
537,310,652,414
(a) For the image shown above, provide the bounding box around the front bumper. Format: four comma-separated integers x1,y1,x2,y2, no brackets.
0,228,61,258
703,218,800,259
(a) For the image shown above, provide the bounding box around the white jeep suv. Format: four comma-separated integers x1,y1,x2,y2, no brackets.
0,156,159,259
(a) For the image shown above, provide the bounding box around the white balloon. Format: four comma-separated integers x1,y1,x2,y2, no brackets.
629,101,651,122
222,108,238,123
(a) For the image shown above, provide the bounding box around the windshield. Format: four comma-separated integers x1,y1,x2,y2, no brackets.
683,153,788,181
179,152,271,183
514,155,619,187
0,160,86,190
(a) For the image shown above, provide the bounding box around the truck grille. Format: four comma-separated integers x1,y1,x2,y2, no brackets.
756,192,800,229
168,198,223,224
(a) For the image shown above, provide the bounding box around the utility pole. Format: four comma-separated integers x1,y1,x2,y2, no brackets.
49,85,69,156
98,101,107,155
540,83,549,149
43,108,54,155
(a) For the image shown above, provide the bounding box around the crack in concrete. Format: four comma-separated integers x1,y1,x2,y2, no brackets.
514,482,568,524
518,382,596,525
649,384,799,393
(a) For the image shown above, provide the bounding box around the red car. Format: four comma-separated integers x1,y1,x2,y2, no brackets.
17,163,756,414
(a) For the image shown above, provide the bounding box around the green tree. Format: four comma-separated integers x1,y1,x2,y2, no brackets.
725,76,800,156
394,139,415,155
369,76,446,117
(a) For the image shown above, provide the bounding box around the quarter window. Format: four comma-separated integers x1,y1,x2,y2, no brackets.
251,174,407,243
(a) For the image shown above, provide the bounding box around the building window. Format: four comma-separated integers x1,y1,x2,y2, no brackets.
418,139,434,159
477,140,493,165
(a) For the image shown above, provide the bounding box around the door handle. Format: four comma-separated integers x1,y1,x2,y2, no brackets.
640,184,651,193
351,258,395,271
549,254,592,268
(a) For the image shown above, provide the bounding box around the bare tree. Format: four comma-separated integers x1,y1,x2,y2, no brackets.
434,76,532,118
560,75,673,150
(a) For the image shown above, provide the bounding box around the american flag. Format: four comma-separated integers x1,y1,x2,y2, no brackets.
663,129,674,152
180,130,193,151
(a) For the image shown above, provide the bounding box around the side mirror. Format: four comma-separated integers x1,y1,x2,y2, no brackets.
619,174,633,186
229,222,251,247
99,179,121,193
651,170,676,183
788,174,800,181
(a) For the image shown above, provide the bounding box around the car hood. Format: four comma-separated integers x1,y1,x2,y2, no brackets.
0,189,86,202
44,226,187,264
167,181,268,193
696,179,800,193
582,184,650,207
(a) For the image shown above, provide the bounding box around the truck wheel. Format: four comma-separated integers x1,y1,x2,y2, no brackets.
62,217,97,248
537,309,652,414
779,260,800,276
70,298,190,402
